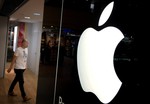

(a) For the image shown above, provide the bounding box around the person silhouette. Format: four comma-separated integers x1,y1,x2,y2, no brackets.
7,39,31,102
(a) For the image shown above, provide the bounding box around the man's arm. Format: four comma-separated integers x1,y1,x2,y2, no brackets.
7,55,17,73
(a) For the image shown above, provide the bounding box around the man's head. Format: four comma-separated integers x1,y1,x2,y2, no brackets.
22,39,29,48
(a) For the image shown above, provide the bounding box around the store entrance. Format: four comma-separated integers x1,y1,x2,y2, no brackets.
3,0,44,103
4,22,42,104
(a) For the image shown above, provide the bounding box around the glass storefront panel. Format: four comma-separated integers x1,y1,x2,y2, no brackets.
36,0,63,104
37,0,148,104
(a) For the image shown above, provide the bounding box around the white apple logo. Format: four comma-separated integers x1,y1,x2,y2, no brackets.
77,1,124,104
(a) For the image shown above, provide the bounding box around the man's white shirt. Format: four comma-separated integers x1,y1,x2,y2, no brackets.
14,47,28,69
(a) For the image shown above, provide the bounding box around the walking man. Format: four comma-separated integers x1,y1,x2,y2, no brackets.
7,39,31,102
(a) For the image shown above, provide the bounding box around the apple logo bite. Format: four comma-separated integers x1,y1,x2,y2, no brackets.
77,1,124,104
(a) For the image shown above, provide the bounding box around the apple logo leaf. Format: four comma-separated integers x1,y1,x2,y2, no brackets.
98,1,114,26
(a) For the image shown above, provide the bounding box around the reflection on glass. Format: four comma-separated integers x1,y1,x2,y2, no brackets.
37,0,144,104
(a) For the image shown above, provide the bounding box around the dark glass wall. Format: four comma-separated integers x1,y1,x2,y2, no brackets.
37,0,149,104
36,0,62,104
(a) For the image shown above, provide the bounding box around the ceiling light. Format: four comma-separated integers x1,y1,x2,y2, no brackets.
24,16,30,19
33,13,40,16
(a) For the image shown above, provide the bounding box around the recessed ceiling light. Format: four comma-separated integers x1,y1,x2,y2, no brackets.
24,16,30,19
33,13,40,16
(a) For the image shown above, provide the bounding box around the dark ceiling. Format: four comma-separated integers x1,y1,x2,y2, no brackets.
45,0,111,11
0,0,28,16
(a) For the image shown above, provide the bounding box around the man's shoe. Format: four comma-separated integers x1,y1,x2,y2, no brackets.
23,96,31,102
8,92,17,96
